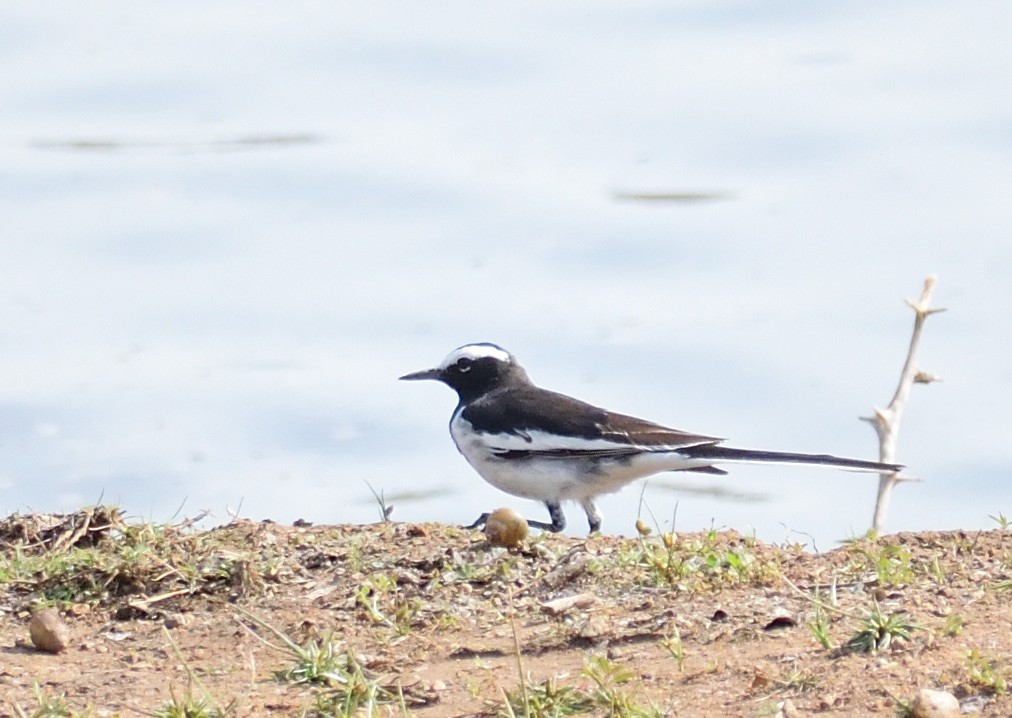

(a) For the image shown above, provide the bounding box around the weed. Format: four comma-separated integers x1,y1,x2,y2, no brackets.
276,634,359,685
496,582,595,718
465,673,487,699
893,698,916,718
312,677,386,717
0,507,271,608
967,649,1009,695
453,558,479,582
846,542,914,587
159,627,236,717
499,677,594,718
808,605,833,650
582,655,662,718
434,609,460,631
153,685,227,718
353,574,423,635
801,583,836,649
660,628,685,671
776,663,819,693
237,608,395,713
845,602,916,653
943,614,964,637
994,578,1012,592
365,480,394,522
9,683,90,718
354,577,396,627
450,549,524,586
989,512,1010,530
926,555,946,585
626,529,778,590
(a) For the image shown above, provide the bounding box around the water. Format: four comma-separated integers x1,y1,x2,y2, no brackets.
2,2,1011,549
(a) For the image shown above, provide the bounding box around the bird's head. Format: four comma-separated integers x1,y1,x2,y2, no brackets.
400,343,529,400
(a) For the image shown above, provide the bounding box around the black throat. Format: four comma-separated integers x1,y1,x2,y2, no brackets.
443,357,532,404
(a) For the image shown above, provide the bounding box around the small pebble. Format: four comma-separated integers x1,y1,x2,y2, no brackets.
772,699,801,718
65,603,90,617
163,613,190,629
912,688,960,718
29,608,71,654
484,507,528,548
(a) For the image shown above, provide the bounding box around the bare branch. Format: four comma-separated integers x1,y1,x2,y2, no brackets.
865,276,943,534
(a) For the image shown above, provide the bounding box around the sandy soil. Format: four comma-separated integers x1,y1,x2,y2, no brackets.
1,510,1010,717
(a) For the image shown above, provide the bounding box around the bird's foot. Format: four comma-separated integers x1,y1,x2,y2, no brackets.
463,511,565,533
463,513,490,531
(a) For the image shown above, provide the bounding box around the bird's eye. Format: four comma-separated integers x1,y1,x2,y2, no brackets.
457,359,473,373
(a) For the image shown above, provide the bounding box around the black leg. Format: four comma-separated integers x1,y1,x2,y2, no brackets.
465,502,567,533
535,501,566,532
464,512,490,530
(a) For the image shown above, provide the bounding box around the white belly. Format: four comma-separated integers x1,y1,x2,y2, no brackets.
448,411,711,502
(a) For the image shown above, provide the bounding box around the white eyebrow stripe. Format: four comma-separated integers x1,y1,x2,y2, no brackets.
438,343,511,368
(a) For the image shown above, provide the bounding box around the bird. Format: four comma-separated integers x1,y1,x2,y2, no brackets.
400,342,903,534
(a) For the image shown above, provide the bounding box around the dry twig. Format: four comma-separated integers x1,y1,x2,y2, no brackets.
861,276,944,534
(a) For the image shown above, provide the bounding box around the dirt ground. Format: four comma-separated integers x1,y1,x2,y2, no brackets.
1,509,1010,717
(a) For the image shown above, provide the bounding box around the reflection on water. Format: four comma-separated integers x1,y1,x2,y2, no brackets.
611,191,734,204
31,134,322,153
650,480,770,504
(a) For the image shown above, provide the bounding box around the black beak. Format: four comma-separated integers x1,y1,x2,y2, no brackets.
399,368,442,382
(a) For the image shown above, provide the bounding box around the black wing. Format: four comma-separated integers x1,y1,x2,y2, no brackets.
460,384,722,458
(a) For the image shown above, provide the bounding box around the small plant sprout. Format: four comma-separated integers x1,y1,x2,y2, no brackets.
845,602,917,654
10,684,81,718
234,608,394,712
967,649,1009,695
365,480,394,522
894,697,917,718
808,591,833,650
582,655,663,718
499,677,594,718
153,686,223,718
660,628,685,671
159,627,235,718
943,614,964,637
777,662,820,693
989,512,1010,530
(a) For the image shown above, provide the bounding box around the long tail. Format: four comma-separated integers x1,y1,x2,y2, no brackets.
683,444,902,473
